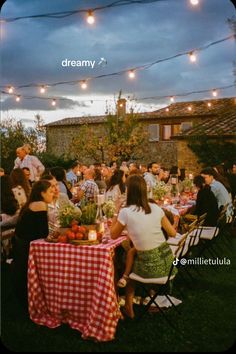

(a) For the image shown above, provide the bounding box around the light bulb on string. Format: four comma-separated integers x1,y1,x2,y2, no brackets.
8,86,14,93
80,80,87,90
87,11,95,25
165,107,169,112
170,96,175,103
212,89,218,97
187,106,192,111
128,70,135,79
51,99,56,106
15,95,21,102
189,51,197,63
40,85,46,94
207,102,212,107
190,0,199,6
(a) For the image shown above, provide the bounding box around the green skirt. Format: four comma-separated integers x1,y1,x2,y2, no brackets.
133,242,177,278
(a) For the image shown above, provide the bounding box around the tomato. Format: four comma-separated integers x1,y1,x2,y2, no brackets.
71,219,79,226
71,224,79,233
57,235,68,243
75,232,84,240
67,231,76,240
78,226,87,234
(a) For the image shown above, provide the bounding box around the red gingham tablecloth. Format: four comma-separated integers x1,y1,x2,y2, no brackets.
28,237,126,342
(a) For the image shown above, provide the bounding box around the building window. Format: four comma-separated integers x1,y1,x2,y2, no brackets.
161,124,181,140
180,122,193,132
148,124,160,141
163,125,172,140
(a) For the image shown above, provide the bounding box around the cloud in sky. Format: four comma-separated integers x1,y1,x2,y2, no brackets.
1,0,236,122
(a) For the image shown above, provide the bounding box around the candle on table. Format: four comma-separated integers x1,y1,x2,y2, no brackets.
88,230,97,241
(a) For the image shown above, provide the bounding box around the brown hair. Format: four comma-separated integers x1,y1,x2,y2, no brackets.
10,168,31,198
126,175,151,214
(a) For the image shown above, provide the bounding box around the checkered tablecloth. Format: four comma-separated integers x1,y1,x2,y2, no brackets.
28,237,126,342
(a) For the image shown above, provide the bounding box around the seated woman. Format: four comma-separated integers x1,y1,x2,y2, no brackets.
105,169,126,211
10,168,31,209
184,175,219,226
12,180,54,308
111,174,177,319
0,175,19,229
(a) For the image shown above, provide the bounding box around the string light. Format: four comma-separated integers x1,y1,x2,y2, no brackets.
190,0,199,6
51,99,56,106
212,89,218,97
187,106,192,111
128,70,135,79
207,102,212,107
189,51,197,62
87,11,95,25
15,95,21,102
80,80,88,90
40,85,46,94
165,107,169,112
8,86,14,93
1,34,233,94
170,96,175,103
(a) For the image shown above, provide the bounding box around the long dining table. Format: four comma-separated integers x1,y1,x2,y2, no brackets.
28,236,126,342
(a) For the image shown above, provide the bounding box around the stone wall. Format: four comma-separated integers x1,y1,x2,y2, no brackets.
46,124,178,166
175,139,202,175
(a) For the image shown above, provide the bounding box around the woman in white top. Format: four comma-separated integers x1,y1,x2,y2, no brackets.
105,169,126,209
111,174,177,319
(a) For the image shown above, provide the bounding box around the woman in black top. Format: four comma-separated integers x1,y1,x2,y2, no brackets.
13,180,54,308
194,175,219,226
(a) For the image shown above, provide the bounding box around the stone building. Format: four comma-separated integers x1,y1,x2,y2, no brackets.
45,96,236,172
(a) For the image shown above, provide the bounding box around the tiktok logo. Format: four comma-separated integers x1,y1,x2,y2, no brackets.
173,258,179,266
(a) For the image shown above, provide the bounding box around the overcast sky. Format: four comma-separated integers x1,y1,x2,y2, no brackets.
1,0,236,124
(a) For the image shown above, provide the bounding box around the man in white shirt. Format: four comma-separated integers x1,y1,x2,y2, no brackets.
144,162,160,188
201,167,233,218
14,146,45,183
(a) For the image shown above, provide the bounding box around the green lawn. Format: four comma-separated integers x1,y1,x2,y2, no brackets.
1,231,236,352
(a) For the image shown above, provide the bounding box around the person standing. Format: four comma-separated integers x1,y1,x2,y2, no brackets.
14,146,45,183
12,180,54,308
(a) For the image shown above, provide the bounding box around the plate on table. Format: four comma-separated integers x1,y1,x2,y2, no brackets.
69,239,100,246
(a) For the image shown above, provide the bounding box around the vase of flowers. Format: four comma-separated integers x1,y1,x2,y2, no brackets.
102,200,116,219
58,204,81,228
152,182,170,201
80,202,97,226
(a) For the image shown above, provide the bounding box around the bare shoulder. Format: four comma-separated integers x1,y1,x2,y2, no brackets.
29,201,47,212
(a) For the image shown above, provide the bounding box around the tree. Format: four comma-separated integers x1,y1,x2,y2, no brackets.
1,118,36,173
187,135,236,167
70,111,147,164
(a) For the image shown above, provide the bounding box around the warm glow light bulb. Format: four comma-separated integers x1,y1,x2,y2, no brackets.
51,99,56,106
40,86,46,94
190,0,199,5
207,102,212,107
165,107,169,112
8,86,14,93
87,11,95,25
212,89,218,97
128,70,135,79
188,106,192,111
170,96,174,103
16,95,21,102
81,81,87,89
189,51,197,62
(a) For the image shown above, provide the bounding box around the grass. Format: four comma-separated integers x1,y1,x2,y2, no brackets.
1,230,236,352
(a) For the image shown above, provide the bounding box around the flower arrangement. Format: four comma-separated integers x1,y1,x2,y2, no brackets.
180,178,193,191
152,182,170,201
58,204,81,227
102,200,116,218
80,202,97,225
